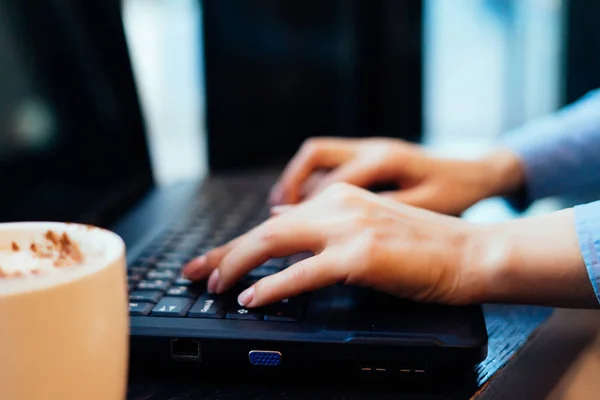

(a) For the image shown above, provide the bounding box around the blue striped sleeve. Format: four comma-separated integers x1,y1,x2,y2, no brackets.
574,201,600,304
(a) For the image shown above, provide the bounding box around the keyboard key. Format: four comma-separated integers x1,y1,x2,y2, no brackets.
262,258,287,269
159,253,190,264
173,236,204,252
188,294,227,319
135,255,158,265
167,285,203,298
247,266,281,280
151,297,194,317
146,269,176,280
174,276,194,286
128,267,147,276
237,278,259,288
129,302,154,316
128,276,142,285
137,279,170,291
264,297,306,322
287,252,312,265
156,261,183,270
193,246,211,255
129,290,163,303
226,306,264,321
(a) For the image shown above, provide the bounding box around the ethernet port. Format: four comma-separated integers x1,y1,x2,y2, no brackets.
170,338,201,361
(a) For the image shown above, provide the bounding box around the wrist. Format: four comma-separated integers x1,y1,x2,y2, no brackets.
465,222,518,304
479,148,527,198
466,209,598,308
457,224,509,305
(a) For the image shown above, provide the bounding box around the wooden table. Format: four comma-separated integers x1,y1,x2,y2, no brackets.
127,308,600,400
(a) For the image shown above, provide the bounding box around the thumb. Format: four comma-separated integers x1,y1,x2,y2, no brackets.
380,186,466,216
307,162,375,198
379,186,435,209
270,204,296,216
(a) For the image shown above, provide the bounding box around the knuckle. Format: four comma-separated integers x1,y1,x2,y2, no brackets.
366,136,388,144
348,213,395,235
204,247,223,266
342,229,380,284
257,224,280,244
290,262,309,283
322,185,372,212
361,228,381,257
353,228,381,267
365,137,393,151
349,214,374,230
323,182,355,202
300,138,321,156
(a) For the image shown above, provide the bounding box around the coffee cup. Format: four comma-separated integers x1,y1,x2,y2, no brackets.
0,222,128,400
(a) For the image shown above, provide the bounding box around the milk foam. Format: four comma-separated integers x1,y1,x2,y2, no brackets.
0,223,124,297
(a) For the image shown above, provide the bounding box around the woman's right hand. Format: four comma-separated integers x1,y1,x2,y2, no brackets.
183,183,598,310
269,137,526,216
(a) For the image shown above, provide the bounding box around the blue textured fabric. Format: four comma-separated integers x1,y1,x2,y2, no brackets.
502,88,600,203
574,201,600,303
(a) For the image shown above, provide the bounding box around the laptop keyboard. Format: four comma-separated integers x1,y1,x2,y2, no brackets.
127,179,310,322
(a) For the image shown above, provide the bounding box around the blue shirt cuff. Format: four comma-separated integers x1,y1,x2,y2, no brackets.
574,201,600,305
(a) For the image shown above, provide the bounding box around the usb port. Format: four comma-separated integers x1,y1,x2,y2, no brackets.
170,338,201,361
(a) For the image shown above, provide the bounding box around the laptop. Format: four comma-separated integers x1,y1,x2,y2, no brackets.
0,0,487,381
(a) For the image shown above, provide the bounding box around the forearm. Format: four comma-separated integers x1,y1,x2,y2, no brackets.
495,88,600,204
473,206,599,308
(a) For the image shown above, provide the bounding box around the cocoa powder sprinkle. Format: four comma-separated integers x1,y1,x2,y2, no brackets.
45,230,60,245
1,230,85,279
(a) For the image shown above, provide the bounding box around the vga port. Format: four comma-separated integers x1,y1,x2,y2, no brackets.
248,350,282,366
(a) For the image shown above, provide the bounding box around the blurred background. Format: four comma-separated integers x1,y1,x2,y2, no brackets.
122,0,569,182
122,0,600,220
1,0,599,222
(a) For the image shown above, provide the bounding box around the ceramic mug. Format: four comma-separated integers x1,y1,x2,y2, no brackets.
0,222,128,400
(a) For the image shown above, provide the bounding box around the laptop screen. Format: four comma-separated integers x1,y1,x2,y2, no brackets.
202,1,423,170
0,1,153,226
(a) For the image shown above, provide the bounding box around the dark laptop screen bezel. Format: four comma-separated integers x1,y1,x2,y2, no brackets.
0,0,154,227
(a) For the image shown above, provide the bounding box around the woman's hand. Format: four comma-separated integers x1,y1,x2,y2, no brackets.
183,183,488,308
268,137,526,216
183,183,598,310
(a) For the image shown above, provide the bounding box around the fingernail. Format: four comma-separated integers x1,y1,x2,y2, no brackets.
269,187,284,205
182,255,205,278
238,287,255,307
270,205,292,215
207,269,219,293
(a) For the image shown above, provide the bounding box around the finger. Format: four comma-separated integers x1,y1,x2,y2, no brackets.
182,234,245,281
270,205,296,216
213,220,325,294
379,186,435,208
302,170,328,196
307,162,375,198
270,139,353,205
385,187,466,217
237,252,341,308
